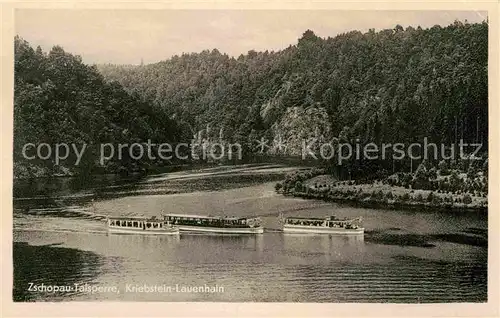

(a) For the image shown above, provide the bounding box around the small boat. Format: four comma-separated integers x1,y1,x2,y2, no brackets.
162,213,264,234
107,215,179,235
279,214,364,235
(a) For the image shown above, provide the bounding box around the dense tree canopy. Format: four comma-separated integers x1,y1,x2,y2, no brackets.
14,36,185,178
98,21,488,159
14,20,488,178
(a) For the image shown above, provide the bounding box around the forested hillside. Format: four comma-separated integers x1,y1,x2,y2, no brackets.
14,37,186,178
14,20,488,179
98,21,488,162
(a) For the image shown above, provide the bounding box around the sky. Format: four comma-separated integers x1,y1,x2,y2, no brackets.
15,10,487,65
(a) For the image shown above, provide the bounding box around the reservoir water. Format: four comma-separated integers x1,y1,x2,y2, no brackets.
12,164,487,302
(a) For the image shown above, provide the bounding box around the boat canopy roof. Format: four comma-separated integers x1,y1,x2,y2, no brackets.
285,216,326,221
285,216,356,222
164,213,257,221
108,216,162,222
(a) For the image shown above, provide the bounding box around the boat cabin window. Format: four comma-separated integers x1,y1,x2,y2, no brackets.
133,221,138,227
146,222,151,228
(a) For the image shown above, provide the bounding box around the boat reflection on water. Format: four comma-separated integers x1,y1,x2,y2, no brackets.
283,232,364,245
107,231,181,243
181,232,264,253
282,232,365,262
105,232,181,259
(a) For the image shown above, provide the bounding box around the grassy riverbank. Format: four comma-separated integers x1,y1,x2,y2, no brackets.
275,164,488,212
13,161,224,180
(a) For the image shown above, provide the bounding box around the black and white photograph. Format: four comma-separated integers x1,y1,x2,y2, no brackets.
5,5,494,311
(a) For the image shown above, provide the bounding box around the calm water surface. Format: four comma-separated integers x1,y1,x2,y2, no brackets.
13,164,487,302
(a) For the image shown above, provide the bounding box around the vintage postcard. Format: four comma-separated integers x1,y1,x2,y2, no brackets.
1,1,498,317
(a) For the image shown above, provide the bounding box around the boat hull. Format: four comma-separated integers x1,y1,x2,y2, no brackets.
176,225,264,234
108,227,179,235
283,225,364,235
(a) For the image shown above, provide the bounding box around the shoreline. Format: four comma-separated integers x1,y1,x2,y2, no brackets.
276,169,488,213
282,191,487,213
12,160,312,181
12,163,196,181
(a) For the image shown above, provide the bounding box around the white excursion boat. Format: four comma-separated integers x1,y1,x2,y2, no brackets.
162,213,264,234
107,216,179,235
279,214,364,235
